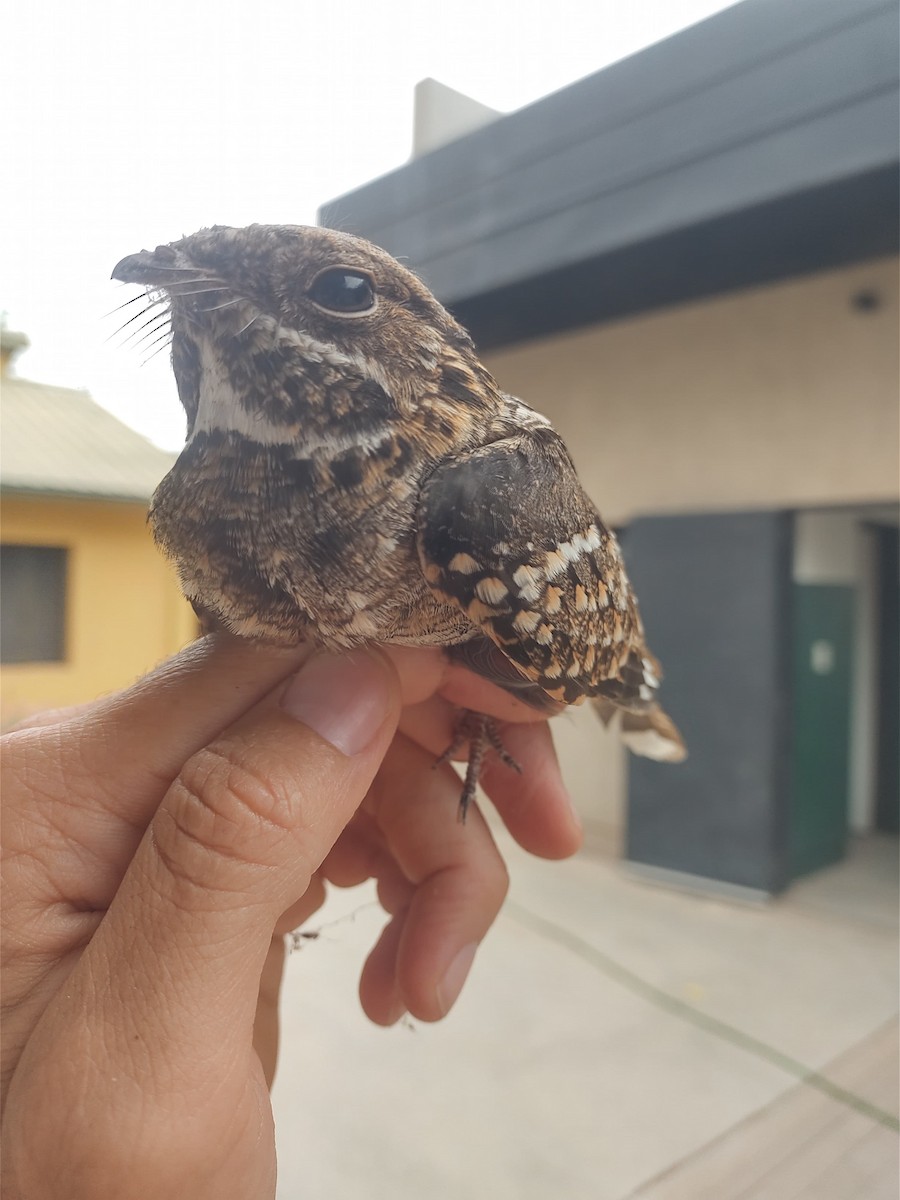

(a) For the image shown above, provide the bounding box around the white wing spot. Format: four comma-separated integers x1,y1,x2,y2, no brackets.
512,564,543,603
449,552,481,574
475,577,508,606
543,549,568,580
544,586,564,615
621,728,685,762
513,609,541,634
348,612,379,637
641,658,660,687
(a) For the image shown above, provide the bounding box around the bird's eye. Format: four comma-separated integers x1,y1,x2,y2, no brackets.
308,268,376,315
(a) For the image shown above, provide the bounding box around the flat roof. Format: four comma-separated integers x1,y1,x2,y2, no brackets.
320,0,899,347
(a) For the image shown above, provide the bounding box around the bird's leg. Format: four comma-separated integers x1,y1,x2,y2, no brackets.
434,709,523,822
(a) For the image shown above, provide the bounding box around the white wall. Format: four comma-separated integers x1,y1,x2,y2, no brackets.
481,258,899,838
485,257,899,525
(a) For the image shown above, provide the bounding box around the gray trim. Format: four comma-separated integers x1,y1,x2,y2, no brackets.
320,0,899,345
623,861,772,905
447,167,898,347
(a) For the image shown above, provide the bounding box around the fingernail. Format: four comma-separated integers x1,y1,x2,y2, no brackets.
436,942,478,1015
382,990,408,1027
280,651,391,756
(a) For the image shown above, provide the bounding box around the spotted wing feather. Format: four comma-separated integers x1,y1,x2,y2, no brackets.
416,427,660,708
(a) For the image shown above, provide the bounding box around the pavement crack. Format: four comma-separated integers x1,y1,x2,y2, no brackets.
504,898,899,1132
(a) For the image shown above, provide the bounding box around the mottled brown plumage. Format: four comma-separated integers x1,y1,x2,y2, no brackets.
112,224,685,816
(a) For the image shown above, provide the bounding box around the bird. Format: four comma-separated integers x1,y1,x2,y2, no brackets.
112,224,685,818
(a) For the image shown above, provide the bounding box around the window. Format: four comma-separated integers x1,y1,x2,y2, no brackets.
1,545,68,663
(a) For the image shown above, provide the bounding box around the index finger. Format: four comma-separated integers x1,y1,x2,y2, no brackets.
398,694,582,860
7,634,312,833
347,733,511,1025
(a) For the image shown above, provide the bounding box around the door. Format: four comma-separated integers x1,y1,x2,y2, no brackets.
874,525,899,833
789,584,854,877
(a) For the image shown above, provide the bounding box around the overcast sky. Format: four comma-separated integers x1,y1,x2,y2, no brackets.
3,0,737,450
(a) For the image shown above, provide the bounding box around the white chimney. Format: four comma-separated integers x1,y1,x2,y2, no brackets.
412,78,501,158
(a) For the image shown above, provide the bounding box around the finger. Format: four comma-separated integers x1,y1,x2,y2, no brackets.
42,650,401,1099
385,643,561,726
441,659,563,722
253,937,286,1089
3,698,101,733
479,720,583,859
381,645,447,705
1,637,320,910
373,863,415,916
319,812,387,887
316,819,417,923
397,685,555,763
398,697,582,860
272,876,328,935
6,634,314,836
359,913,408,1026
357,735,509,1025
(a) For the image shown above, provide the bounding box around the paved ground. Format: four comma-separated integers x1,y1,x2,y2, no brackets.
271,833,898,1199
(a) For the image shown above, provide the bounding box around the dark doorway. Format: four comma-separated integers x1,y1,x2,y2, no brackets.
874,524,899,833
788,583,854,877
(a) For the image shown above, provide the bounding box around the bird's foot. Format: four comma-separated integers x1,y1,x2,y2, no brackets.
434,709,522,822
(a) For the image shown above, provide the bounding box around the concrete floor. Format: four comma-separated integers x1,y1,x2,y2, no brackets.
271,834,898,1199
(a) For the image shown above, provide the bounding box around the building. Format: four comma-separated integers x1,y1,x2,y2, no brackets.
320,0,900,893
1,329,196,726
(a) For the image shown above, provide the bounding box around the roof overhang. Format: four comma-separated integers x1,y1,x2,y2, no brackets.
319,0,900,348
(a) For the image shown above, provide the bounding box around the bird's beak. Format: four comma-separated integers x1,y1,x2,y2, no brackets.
111,246,185,286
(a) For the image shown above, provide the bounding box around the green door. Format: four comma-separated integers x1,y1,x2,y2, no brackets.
874,526,899,833
789,584,855,879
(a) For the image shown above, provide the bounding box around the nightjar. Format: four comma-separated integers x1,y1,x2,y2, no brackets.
112,224,685,817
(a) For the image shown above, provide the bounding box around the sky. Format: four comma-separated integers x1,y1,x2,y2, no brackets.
3,0,737,451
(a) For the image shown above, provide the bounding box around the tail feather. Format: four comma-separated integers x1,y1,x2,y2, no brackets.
446,637,687,763
592,698,687,763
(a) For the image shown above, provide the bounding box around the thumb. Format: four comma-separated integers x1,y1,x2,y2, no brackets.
57,649,399,1088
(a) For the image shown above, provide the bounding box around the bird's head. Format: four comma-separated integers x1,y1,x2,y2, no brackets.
112,224,482,439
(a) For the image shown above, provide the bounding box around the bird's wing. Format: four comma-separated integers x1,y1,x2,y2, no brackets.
416,426,659,708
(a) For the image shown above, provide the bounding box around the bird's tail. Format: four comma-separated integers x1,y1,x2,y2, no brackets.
592,698,687,763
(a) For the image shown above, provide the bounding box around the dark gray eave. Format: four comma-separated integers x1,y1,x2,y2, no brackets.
319,0,900,348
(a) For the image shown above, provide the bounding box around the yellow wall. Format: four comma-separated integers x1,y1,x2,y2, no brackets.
1,494,197,725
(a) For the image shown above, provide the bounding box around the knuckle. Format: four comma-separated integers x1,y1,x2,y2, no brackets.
488,857,510,911
178,741,290,832
153,741,293,893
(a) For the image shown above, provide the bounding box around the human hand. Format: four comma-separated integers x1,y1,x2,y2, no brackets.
1,636,580,1199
